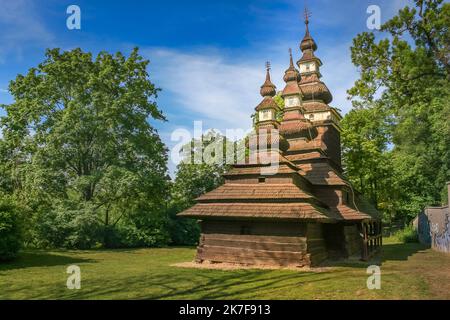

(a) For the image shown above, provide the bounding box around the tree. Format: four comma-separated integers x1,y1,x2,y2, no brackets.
168,131,234,245
341,105,397,224
0,194,22,260
345,0,450,223
0,48,169,248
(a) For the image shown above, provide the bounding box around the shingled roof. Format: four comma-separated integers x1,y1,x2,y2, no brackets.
178,202,339,222
297,162,348,186
177,13,380,225
196,183,316,201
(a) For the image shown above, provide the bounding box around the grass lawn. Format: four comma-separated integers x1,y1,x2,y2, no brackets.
1,238,449,300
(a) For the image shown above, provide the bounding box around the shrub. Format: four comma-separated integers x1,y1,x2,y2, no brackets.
34,202,102,249
33,199,172,249
115,211,171,248
167,205,199,246
394,225,419,243
0,197,22,261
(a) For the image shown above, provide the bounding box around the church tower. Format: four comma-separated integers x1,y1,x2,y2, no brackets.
178,10,382,267
255,62,280,130
295,9,343,168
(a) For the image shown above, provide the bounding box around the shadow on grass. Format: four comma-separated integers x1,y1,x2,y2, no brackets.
321,242,429,269
61,269,337,300
0,251,95,272
381,242,429,262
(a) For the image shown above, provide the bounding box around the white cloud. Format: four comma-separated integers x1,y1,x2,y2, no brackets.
320,43,359,114
0,0,53,63
142,41,358,139
144,48,266,132
144,44,359,179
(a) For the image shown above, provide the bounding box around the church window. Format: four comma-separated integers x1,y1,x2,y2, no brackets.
259,109,271,120
286,96,299,107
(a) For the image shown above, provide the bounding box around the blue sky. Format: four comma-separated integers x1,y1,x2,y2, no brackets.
0,0,412,174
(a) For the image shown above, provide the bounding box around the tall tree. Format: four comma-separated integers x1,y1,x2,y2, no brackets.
345,0,450,223
168,131,236,245
0,48,169,248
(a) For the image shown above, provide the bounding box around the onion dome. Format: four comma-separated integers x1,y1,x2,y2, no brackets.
247,129,289,153
279,110,316,138
260,62,276,97
298,9,321,66
282,49,302,97
300,12,317,52
302,101,331,113
256,62,279,112
299,82,333,104
295,9,333,105
283,49,300,82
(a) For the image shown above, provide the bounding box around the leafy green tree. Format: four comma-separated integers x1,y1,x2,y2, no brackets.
168,131,233,245
0,48,169,248
345,0,450,223
0,194,22,260
341,105,397,223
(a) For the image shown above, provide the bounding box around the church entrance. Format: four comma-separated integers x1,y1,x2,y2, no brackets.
322,223,347,259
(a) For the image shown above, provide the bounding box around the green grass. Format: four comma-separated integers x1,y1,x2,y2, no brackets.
1,238,449,300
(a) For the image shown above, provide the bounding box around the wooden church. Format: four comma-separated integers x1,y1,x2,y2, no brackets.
178,14,382,267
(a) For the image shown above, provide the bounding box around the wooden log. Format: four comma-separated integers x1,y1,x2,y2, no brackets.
199,245,306,259
202,233,307,244
203,238,307,252
197,245,309,266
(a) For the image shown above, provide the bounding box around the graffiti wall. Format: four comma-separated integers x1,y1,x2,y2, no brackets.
431,212,450,253
416,207,450,253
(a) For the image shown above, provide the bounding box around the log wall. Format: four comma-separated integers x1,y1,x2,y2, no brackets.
196,220,311,267
343,225,363,257
196,220,330,267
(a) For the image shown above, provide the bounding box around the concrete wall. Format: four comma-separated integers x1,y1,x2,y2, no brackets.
415,207,450,253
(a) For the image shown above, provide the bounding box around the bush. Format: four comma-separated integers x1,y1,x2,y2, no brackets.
0,197,22,261
114,211,171,248
167,206,199,246
33,199,172,249
34,202,102,249
394,225,419,243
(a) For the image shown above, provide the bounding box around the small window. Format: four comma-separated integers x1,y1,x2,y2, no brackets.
259,109,271,120
286,98,292,107
308,114,314,120
286,97,299,107
305,63,310,71
258,177,266,183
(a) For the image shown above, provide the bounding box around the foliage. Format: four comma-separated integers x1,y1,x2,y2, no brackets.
115,210,170,248
393,225,419,243
168,131,232,245
274,94,285,122
0,195,22,260
341,105,393,206
33,201,102,249
0,47,169,249
343,0,450,224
